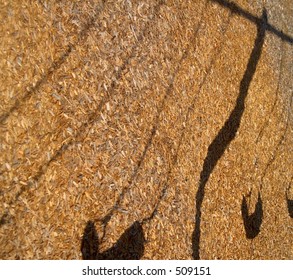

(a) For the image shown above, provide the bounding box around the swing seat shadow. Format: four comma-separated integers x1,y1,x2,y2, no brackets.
286,193,293,218
81,220,145,260
241,192,263,239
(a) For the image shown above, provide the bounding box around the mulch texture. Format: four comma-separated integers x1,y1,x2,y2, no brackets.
0,0,292,259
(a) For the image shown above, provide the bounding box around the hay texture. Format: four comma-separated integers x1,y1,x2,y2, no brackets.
0,0,292,259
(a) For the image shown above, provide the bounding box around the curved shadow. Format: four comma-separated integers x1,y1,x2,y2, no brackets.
81,220,145,260
192,9,267,259
241,192,263,239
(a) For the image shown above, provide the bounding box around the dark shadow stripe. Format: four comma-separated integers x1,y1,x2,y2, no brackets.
192,9,267,259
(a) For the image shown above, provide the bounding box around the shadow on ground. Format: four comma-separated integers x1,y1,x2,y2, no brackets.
81,220,145,260
286,195,293,218
241,192,263,239
191,9,267,259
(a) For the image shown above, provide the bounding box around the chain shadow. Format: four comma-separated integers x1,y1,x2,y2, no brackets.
0,1,107,124
81,220,145,260
90,2,213,240
192,9,267,259
1,0,291,125
99,45,193,234
0,46,72,124
81,171,169,260
0,0,167,227
1,0,204,229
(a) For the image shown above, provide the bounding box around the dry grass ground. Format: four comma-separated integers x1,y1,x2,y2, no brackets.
0,0,292,259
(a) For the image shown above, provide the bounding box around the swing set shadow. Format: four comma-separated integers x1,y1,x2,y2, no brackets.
80,1,293,260
192,0,292,260
1,0,292,260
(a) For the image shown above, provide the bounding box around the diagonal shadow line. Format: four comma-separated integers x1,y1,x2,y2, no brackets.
3,0,290,126
94,14,232,252
0,0,107,124
211,0,293,44
0,0,167,226
94,5,210,238
1,0,167,196
91,13,233,253
91,2,234,241
192,9,267,260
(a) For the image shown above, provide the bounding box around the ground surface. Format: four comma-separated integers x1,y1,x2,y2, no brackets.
0,0,292,259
